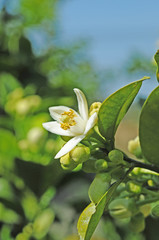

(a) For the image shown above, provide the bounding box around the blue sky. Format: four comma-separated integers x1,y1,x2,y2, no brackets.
59,0,159,69
58,0,159,96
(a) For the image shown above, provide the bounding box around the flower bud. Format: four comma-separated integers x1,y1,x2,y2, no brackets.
70,146,90,164
108,149,124,164
23,223,33,236
139,204,151,217
95,159,108,171
129,213,145,233
60,153,77,170
128,136,142,158
109,199,136,219
88,173,111,203
89,102,101,116
151,205,159,218
126,181,141,194
16,233,29,240
33,209,54,239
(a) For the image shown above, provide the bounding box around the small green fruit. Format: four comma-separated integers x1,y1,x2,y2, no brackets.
95,159,108,171
108,149,123,164
109,198,136,219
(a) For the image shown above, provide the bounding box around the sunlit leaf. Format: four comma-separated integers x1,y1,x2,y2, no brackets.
98,77,149,148
77,181,120,240
139,86,159,165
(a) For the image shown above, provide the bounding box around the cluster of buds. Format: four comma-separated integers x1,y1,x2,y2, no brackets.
60,146,90,170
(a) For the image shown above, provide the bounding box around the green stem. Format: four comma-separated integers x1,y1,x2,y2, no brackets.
124,156,159,174
137,197,159,206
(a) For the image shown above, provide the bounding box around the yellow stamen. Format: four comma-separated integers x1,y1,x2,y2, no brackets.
60,109,77,130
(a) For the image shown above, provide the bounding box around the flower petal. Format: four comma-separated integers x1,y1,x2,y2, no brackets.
49,106,73,122
42,121,75,136
84,112,98,134
74,88,88,121
55,135,85,159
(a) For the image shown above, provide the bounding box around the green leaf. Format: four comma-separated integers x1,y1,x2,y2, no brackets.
139,86,159,165
98,77,149,148
77,181,120,240
0,73,20,106
154,50,159,82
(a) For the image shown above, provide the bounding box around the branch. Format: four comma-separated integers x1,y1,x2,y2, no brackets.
124,156,159,174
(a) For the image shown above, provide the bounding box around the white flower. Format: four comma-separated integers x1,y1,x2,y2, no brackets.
42,88,98,159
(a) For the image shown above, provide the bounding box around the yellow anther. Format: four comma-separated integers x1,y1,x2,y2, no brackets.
60,109,77,130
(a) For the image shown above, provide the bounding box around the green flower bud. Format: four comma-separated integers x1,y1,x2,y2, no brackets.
108,149,124,164
23,223,33,237
89,102,101,116
33,209,54,239
139,204,151,217
60,153,77,170
128,136,142,158
151,205,159,218
70,146,90,164
126,181,141,194
95,159,108,171
129,213,145,233
109,199,136,219
16,233,29,240
88,173,111,203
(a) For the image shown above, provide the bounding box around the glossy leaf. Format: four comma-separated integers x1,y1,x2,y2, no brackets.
98,77,149,148
77,181,120,240
139,86,159,165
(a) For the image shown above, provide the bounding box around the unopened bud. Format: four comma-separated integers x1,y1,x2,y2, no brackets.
23,223,33,237
128,136,142,158
89,102,101,116
108,149,123,164
33,209,54,239
88,173,111,203
95,159,108,171
151,205,159,218
129,213,145,233
70,146,90,164
126,181,141,194
60,153,77,170
139,204,151,217
109,199,136,219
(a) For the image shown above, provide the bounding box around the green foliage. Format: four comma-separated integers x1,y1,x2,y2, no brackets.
1,1,159,239
98,77,149,148
77,181,120,240
154,50,159,82
139,86,159,165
